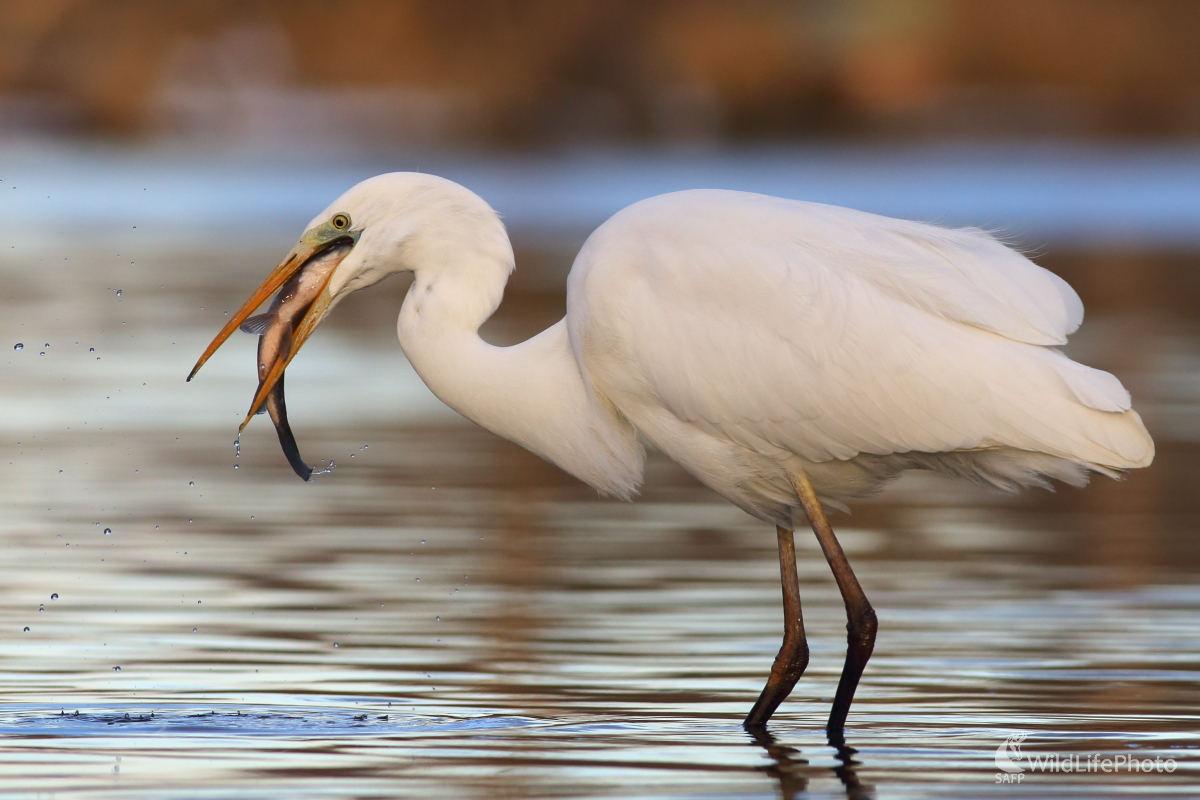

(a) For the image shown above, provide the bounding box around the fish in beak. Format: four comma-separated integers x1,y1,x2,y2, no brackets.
188,217,360,481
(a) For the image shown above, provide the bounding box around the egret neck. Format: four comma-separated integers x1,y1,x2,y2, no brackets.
395,238,644,500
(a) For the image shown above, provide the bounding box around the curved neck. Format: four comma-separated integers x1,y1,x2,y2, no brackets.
396,256,643,499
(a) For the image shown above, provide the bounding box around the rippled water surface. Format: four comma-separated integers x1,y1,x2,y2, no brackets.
1,146,1199,798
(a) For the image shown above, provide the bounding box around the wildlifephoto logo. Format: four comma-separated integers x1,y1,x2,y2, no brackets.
994,733,1177,784
995,733,1027,774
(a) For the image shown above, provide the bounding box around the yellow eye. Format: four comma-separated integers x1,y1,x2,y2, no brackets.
331,213,351,230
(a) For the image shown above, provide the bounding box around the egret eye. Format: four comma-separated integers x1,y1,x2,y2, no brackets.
331,213,351,230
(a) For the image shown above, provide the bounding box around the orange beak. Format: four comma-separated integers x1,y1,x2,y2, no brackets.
187,224,359,430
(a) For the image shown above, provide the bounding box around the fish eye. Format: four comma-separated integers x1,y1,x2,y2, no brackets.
331,213,351,230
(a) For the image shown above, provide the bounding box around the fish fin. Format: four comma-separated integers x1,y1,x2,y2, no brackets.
240,313,276,335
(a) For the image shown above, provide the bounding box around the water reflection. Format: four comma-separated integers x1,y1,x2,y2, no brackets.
0,418,1195,797
748,727,876,800
0,151,1198,797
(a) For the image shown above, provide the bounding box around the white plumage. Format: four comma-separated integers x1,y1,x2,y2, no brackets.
193,171,1154,733
566,188,1151,524
250,172,1153,524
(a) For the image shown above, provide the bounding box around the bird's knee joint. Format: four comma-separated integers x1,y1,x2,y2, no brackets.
858,604,877,635
846,603,877,648
774,636,810,674
792,640,810,670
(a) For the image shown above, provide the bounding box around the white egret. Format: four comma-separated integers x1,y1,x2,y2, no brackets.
189,173,1154,734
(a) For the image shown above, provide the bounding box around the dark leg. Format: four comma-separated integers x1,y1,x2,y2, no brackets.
744,525,809,729
790,472,877,736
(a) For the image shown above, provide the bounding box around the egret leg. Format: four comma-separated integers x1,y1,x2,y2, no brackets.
743,525,809,729
790,472,877,735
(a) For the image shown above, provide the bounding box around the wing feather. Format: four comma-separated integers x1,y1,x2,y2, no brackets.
570,190,1151,471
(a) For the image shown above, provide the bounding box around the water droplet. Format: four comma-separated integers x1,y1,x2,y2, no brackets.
38,605,44,612
192,628,197,633
233,464,239,469
420,539,426,544
22,627,29,632
435,616,440,621
104,528,111,535
38,351,44,356
50,593,58,600
196,600,201,604
154,525,159,530
188,481,194,487
12,343,21,350
415,578,420,582
88,347,94,352
43,343,48,348
249,515,254,520
58,470,63,474
112,666,121,672
333,642,340,648
115,290,122,297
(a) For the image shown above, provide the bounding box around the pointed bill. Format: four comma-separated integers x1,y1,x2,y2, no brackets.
238,277,339,431
187,220,360,428
187,247,304,384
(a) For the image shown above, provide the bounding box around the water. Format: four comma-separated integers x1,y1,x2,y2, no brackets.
9,141,1200,247
0,144,1198,797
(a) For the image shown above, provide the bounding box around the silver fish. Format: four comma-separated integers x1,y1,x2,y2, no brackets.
239,244,350,481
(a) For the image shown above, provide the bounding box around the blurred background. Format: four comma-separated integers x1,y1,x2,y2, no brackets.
4,0,1200,146
0,3,1199,796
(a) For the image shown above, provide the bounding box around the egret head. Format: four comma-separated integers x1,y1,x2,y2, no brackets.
187,172,509,431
